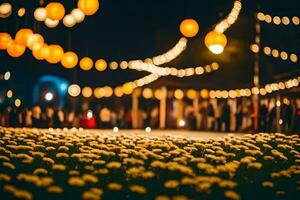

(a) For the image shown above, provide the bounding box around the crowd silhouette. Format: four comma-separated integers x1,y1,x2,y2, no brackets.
1,97,300,133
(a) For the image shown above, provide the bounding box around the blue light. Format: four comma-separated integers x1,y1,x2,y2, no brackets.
60,83,68,92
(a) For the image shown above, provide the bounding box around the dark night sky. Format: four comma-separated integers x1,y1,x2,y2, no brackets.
0,0,300,105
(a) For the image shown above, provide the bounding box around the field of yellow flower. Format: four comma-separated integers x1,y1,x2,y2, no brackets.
0,127,299,200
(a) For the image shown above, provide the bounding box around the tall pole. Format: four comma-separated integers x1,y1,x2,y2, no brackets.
159,86,167,129
253,13,260,132
132,92,139,129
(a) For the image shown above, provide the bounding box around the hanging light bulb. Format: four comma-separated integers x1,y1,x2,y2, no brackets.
45,18,59,28
63,14,76,27
71,8,85,23
204,31,227,55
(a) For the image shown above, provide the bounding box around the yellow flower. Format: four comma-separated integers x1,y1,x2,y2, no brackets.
106,161,122,169
262,181,274,188
92,160,106,166
263,156,274,161
164,180,180,189
40,177,53,187
0,155,10,162
129,185,147,194
47,186,63,193
14,190,33,200
2,162,16,170
69,170,80,176
276,191,285,196
107,182,123,191
154,195,171,200
52,164,66,171
93,168,109,175
42,157,55,165
33,168,48,175
219,180,238,189
58,146,69,152
248,162,263,170
56,152,69,158
224,190,240,200
82,174,98,183
141,171,155,179
0,173,11,182
68,177,85,187
172,195,189,200
197,182,212,191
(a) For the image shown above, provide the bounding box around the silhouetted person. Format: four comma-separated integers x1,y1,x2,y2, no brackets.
259,104,268,132
9,109,19,127
268,107,276,132
235,105,243,132
282,103,292,132
221,103,231,132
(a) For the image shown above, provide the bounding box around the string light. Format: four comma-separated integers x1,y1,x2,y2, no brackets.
251,44,298,63
214,0,242,33
69,74,300,100
0,3,12,18
6,90,13,98
14,99,21,107
257,12,300,26
127,60,220,78
17,8,26,17
34,0,99,28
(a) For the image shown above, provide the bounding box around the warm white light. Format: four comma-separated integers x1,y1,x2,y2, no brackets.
34,8,47,21
145,127,152,133
208,45,224,55
276,100,281,107
63,14,76,27
113,127,119,133
87,110,93,119
45,92,54,101
71,8,85,23
6,90,13,98
4,71,10,80
14,99,21,107
68,84,81,97
45,18,59,28
179,119,186,127
0,3,12,16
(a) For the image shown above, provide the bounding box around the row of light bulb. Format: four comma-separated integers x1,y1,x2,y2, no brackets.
34,7,85,28
68,75,300,100
251,44,298,63
34,0,99,28
98,38,187,71
209,76,300,99
68,73,160,98
147,38,187,66
0,2,26,18
215,0,242,33
1,29,219,85
257,12,300,26
128,60,220,77
0,3,12,18
0,71,11,81
5,89,22,107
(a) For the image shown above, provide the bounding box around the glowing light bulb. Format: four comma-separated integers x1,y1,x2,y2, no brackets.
179,119,186,127
87,110,93,119
145,127,152,133
45,92,54,101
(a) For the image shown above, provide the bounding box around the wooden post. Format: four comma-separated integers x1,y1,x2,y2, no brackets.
159,87,167,129
132,93,139,129
193,98,200,129
177,99,183,128
253,13,261,132
276,95,281,132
